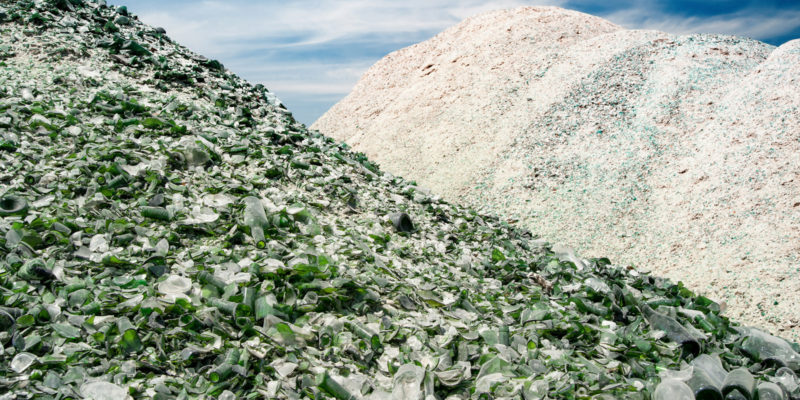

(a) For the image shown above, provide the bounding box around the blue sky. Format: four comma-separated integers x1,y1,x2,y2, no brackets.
116,0,800,125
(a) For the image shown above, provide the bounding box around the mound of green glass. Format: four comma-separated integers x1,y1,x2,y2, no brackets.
1,1,799,399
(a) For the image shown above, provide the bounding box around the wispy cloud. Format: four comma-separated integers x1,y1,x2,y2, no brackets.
135,1,560,56
125,0,564,123
120,0,800,124
603,6,800,41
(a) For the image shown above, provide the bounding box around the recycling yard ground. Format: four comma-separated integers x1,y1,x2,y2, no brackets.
1,1,800,399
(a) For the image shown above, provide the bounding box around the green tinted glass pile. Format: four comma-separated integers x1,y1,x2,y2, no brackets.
0,1,799,399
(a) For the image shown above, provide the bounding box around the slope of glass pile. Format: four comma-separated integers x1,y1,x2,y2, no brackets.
0,1,799,399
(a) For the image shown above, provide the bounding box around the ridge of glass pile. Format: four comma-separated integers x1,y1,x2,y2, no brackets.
0,1,799,399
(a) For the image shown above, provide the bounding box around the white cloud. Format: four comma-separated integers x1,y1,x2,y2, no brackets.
230,61,374,94
137,1,564,56
604,7,800,43
129,0,565,123
125,0,800,124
